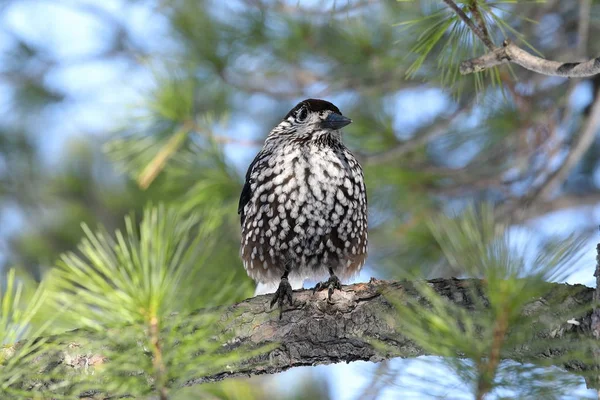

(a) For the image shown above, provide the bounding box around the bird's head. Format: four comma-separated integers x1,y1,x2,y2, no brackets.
266,99,352,145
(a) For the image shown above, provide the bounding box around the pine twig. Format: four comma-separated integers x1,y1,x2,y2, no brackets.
469,1,494,49
441,0,495,51
476,308,509,400
150,316,169,400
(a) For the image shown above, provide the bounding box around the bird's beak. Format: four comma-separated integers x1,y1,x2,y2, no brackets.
321,113,352,130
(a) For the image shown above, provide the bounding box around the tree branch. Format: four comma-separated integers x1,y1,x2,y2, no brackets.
520,192,600,221
576,0,592,59
7,278,597,395
442,0,495,51
460,40,600,77
531,87,600,198
469,1,494,49
496,86,600,222
362,105,469,165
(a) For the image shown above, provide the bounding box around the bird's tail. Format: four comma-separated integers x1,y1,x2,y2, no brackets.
254,277,304,296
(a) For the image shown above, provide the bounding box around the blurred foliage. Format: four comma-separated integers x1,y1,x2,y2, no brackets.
46,205,260,397
389,205,594,399
4,0,600,281
0,0,598,398
1,206,264,398
0,269,57,397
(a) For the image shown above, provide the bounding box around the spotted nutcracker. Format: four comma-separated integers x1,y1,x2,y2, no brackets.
238,99,368,317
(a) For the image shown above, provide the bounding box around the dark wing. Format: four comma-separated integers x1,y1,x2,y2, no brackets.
238,152,262,226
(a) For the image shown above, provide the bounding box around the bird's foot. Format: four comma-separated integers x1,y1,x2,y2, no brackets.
270,277,293,319
312,274,342,303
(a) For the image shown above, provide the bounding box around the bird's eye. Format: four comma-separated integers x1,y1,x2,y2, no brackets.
297,107,308,122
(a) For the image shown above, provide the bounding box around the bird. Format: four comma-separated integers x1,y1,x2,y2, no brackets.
238,98,368,318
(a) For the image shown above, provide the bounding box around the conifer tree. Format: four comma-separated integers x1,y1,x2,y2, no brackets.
0,1,599,398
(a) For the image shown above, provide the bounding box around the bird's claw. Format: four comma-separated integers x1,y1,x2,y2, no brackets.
313,275,342,303
270,277,293,319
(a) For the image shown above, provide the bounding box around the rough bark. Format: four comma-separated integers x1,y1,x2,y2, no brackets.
3,278,597,394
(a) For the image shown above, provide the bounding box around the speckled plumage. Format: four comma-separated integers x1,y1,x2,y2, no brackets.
239,99,368,290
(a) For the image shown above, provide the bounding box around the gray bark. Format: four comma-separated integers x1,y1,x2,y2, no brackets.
197,278,596,385
460,40,600,77
5,278,598,394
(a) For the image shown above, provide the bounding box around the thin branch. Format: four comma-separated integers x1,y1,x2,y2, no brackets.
138,122,193,190
509,1,596,220
272,0,377,16
532,87,600,201
577,0,593,59
211,135,263,147
477,306,508,400
362,105,469,165
461,40,600,77
356,360,392,400
442,0,496,51
497,88,600,221
520,193,600,221
449,0,600,78
150,316,169,400
469,1,494,49
559,0,594,128
6,278,597,394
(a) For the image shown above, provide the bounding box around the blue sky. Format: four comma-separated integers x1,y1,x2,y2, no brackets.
1,1,598,398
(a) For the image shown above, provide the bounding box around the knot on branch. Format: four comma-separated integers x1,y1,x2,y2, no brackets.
460,41,512,75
